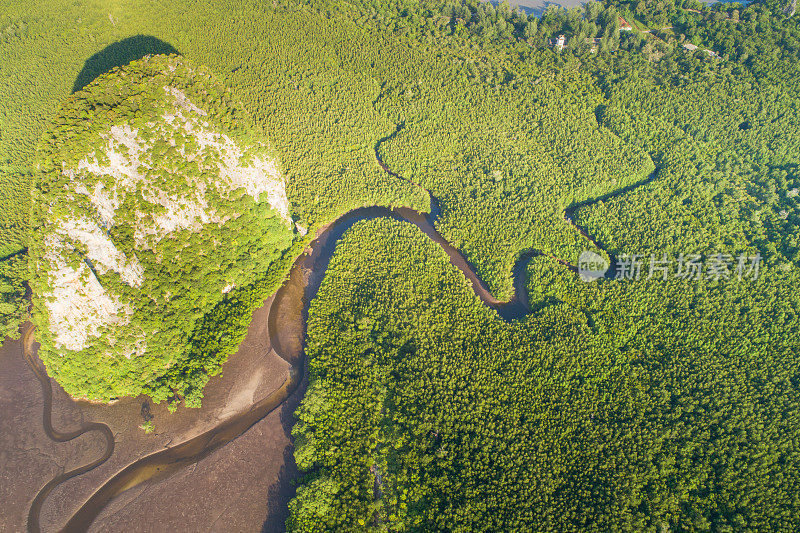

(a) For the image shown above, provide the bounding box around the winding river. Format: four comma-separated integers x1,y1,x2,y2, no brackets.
23,143,658,532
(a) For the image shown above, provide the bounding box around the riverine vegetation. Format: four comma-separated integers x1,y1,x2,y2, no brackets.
293,217,799,531
1,0,800,529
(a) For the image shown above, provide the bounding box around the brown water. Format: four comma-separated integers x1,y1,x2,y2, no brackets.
22,326,115,533
24,202,535,532
24,143,659,531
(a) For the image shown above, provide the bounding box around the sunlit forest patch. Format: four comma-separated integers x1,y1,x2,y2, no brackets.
30,55,296,405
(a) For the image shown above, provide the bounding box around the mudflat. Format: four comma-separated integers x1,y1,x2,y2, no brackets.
0,294,297,532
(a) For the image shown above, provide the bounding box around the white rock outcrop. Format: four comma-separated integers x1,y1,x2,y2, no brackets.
41,85,292,355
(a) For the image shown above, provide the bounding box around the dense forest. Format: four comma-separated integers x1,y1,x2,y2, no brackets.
0,0,799,528
292,218,798,531
284,0,800,530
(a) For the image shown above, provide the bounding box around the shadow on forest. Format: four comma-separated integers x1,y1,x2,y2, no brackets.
72,35,179,93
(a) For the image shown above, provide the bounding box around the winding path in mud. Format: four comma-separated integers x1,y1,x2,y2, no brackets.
24,136,658,532
22,325,115,533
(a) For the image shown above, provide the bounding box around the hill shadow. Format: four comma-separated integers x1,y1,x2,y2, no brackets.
72,35,179,93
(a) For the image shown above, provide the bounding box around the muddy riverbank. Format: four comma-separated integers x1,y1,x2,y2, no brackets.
0,297,291,532
7,147,659,531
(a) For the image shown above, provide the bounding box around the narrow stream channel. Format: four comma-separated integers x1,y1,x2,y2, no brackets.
24,140,659,532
